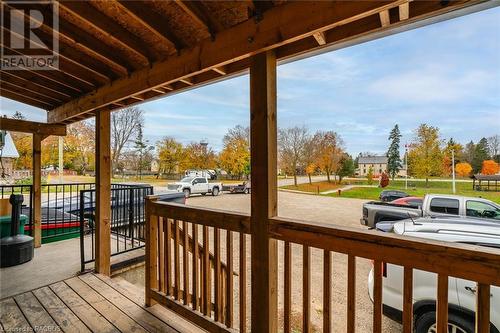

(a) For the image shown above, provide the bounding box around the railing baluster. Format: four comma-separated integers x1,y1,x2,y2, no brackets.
174,220,180,300
303,245,311,333
437,275,448,333
476,283,491,333
347,255,356,333
165,218,172,296
226,230,234,327
323,250,331,333
284,241,291,333
192,223,199,311
158,217,164,293
403,267,413,333
183,221,190,305
372,260,383,333
239,233,247,333
214,227,222,322
203,226,211,316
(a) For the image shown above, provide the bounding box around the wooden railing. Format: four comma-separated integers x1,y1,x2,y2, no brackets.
145,198,500,333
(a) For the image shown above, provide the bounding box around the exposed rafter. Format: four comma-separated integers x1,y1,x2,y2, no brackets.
312,31,327,45
379,10,390,27
117,1,184,52
399,2,410,20
174,0,223,36
59,1,154,65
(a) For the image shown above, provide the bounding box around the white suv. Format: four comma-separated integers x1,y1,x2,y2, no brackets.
368,220,500,333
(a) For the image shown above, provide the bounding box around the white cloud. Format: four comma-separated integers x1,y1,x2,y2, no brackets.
368,66,496,104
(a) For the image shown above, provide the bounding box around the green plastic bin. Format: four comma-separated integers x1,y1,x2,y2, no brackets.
0,215,28,237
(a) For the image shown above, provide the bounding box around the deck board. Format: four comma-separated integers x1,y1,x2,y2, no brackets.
79,274,178,333
32,286,92,333
14,292,62,332
65,277,148,333
49,281,120,333
0,273,204,333
0,298,33,332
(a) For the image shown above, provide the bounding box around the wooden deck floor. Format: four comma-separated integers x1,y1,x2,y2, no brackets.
0,273,205,333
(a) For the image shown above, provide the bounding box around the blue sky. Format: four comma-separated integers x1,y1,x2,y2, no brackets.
1,6,499,155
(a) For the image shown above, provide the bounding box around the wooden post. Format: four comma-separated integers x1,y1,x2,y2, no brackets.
145,195,159,307
250,50,278,333
32,134,43,247
95,109,111,276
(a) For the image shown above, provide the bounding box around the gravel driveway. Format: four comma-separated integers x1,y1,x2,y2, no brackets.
186,191,402,332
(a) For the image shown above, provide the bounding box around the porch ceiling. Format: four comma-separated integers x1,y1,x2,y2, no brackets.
0,0,495,124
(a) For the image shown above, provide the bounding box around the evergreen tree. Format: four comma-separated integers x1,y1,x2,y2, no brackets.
133,124,153,179
472,137,489,173
337,154,355,183
386,124,402,180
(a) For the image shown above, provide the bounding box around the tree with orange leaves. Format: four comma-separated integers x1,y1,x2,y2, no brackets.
481,160,500,175
455,162,472,177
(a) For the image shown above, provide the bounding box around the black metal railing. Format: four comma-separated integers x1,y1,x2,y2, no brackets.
79,184,154,272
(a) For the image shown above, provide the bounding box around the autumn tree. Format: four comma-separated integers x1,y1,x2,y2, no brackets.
278,126,310,186
183,142,217,170
65,120,95,174
12,134,32,169
407,124,443,187
313,130,343,183
111,107,144,173
488,135,500,163
472,138,489,173
463,141,475,164
481,160,499,175
218,125,250,179
386,124,402,180
455,162,472,177
156,137,184,176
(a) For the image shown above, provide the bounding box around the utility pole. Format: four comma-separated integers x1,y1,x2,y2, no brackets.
452,149,456,194
404,143,408,190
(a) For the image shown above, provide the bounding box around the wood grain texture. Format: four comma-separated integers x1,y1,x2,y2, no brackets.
372,260,383,333
476,283,491,333
436,274,448,333
323,250,331,333
347,255,356,333
403,267,413,333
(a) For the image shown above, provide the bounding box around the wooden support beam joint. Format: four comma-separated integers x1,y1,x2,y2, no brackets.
379,10,390,27
312,31,327,45
0,117,66,136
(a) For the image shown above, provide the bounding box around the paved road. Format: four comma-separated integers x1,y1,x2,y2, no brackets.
187,192,401,332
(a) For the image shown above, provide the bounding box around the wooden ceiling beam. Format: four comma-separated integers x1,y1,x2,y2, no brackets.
59,1,154,64
0,118,66,136
379,10,391,26
1,82,61,105
399,2,410,20
174,1,223,36
212,66,227,75
1,89,55,110
2,68,85,95
312,31,327,45
48,0,486,123
0,71,73,100
4,2,128,77
0,75,69,104
179,77,194,86
117,1,184,51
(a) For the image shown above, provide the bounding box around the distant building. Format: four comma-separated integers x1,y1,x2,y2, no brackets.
0,132,19,179
357,155,407,177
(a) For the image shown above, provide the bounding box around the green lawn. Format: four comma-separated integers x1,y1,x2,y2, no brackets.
326,179,500,204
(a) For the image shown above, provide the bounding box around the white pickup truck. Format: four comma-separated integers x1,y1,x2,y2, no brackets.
361,194,500,228
167,176,222,198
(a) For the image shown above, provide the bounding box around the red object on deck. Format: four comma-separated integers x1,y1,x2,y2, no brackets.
24,221,80,231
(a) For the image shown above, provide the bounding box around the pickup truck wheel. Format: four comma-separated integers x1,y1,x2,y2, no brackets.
201,193,207,196
183,189,190,198
415,311,473,333
212,187,219,196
